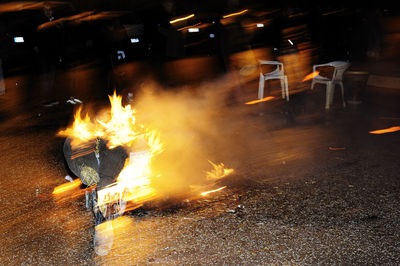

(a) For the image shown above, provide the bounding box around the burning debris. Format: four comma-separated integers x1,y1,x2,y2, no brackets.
53,92,233,255
54,91,234,254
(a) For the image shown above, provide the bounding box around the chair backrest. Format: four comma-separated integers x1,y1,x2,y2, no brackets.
331,61,350,81
258,60,284,76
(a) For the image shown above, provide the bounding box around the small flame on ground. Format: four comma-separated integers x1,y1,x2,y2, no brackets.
369,126,400,134
302,71,320,81
206,160,234,180
200,186,227,196
245,96,274,105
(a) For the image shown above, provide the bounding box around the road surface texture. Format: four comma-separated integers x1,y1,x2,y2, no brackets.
1,57,400,264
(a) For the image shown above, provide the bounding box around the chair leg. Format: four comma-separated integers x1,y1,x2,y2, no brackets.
330,83,335,105
339,82,346,108
325,82,333,109
280,78,285,99
284,76,289,101
258,73,264,99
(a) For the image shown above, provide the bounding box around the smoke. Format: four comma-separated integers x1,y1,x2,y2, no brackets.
129,77,240,196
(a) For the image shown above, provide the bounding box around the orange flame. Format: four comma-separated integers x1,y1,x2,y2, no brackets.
245,96,274,105
206,161,234,180
369,126,400,134
57,92,234,210
302,71,320,81
53,179,82,195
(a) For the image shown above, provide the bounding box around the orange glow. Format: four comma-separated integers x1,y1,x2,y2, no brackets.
170,14,195,24
329,147,346,150
223,9,248,18
302,71,320,81
57,92,234,210
200,186,227,196
245,96,274,105
57,106,100,147
206,161,234,180
369,126,400,134
53,179,82,195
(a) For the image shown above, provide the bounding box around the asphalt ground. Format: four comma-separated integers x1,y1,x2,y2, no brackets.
0,90,399,265
0,56,400,264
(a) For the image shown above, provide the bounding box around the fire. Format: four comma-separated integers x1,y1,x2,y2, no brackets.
369,126,400,134
206,160,234,180
56,92,233,211
53,178,82,194
302,71,320,81
57,107,101,147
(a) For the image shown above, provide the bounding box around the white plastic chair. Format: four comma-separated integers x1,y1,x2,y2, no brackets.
311,61,350,109
258,60,289,101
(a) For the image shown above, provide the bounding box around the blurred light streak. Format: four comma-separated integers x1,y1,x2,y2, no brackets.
223,9,248,18
170,14,194,24
13,37,24,43
369,126,400,134
329,147,346,150
257,23,264,28
177,22,201,31
302,71,320,81
188,28,199,32
288,39,294,45
200,186,226,196
245,96,274,105
53,179,82,194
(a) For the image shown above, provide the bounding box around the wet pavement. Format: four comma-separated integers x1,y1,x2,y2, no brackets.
1,53,400,264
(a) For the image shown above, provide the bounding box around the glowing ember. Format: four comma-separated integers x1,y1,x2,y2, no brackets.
245,96,274,105
200,186,227,196
369,126,400,134
302,71,320,82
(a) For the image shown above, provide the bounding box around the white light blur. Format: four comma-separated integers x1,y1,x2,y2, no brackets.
188,28,199,33
14,37,24,43
256,23,264,28
209,33,215,38
130,38,139,43
288,39,293,45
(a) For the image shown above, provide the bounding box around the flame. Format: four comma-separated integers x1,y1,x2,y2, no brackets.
245,96,274,105
369,126,400,134
302,71,320,81
206,160,234,180
53,179,82,195
57,92,233,211
57,107,100,147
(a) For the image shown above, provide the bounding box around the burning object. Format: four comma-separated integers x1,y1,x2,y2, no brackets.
56,92,233,217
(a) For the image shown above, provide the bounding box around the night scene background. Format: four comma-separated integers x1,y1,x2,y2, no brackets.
0,1,400,264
